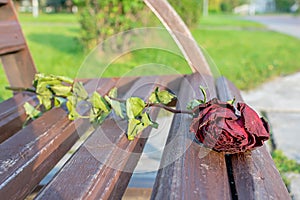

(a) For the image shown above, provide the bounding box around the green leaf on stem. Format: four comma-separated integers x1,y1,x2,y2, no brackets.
187,99,202,110
108,87,117,98
37,95,52,110
127,118,144,140
105,96,126,119
126,97,145,119
90,109,110,124
227,97,236,105
199,86,207,104
127,112,158,140
54,97,66,107
50,85,72,97
149,87,176,105
54,75,74,84
186,86,208,110
73,82,88,100
24,102,41,119
141,112,158,129
90,92,110,113
66,96,80,120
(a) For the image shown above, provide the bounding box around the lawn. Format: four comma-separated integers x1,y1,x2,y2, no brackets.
193,27,300,89
1,13,300,101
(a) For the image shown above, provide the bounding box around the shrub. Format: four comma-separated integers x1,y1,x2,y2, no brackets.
275,0,295,12
169,0,202,28
78,0,145,51
78,0,203,51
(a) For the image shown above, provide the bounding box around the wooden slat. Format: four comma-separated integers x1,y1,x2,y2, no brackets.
0,21,26,55
1,49,37,88
0,78,109,143
216,76,290,199
0,0,8,4
35,76,176,200
0,0,37,88
144,0,212,76
0,93,37,143
0,75,181,145
151,73,231,200
0,78,117,200
0,2,14,20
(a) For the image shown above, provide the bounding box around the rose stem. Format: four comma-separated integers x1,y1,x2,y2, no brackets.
6,86,36,93
146,103,193,115
109,97,193,115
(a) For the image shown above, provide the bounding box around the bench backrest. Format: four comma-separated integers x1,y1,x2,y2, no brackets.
0,0,36,88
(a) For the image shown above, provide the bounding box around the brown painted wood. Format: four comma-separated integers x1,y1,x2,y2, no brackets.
0,3,15,20
144,0,212,76
216,76,290,200
0,93,37,143
0,78,115,143
0,0,8,4
0,78,117,200
0,0,37,88
35,76,175,200
151,73,231,200
1,49,37,88
0,21,26,55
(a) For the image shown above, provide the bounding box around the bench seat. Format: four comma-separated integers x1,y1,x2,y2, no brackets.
0,0,291,199
0,74,290,199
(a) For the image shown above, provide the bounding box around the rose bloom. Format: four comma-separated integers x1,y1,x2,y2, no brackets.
189,98,270,154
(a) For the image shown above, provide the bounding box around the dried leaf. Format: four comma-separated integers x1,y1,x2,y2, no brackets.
126,97,145,119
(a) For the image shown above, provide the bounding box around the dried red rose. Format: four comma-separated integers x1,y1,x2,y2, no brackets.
189,98,270,154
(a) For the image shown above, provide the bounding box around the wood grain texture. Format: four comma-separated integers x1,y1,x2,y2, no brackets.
151,74,231,200
0,2,14,20
0,21,25,55
144,0,212,76
0,0,37,88
0,78,116,200
0,78,116,144
216,76,290,200
0,93,37,143
0,0,7,4
35,76,170,200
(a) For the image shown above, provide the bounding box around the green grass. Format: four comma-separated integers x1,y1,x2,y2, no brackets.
272,150,300,187
1,13,300,101
193,28,300,89
198,15,265,28
18,12,79,23
0,13,83,101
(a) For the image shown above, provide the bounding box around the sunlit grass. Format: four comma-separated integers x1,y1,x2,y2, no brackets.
1,13,300,101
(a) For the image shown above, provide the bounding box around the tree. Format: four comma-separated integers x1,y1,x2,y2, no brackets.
169,0,202,28
78,0,203,51
78,0,145,51
275,0,295,12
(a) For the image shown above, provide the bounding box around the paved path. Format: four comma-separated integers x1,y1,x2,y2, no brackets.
242,72,300,199
242,15,300,199
242,72,300,161
244,15,300,39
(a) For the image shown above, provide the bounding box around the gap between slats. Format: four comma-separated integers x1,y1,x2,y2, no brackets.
35,75,182,200
151,73,231,200
216,76,290,200
0,78,117,200
0,78,102,144
0,93,37,143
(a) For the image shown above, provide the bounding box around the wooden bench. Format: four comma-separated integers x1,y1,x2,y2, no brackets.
0,0,290,199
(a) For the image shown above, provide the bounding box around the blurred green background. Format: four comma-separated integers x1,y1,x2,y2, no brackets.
1,0,300,102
